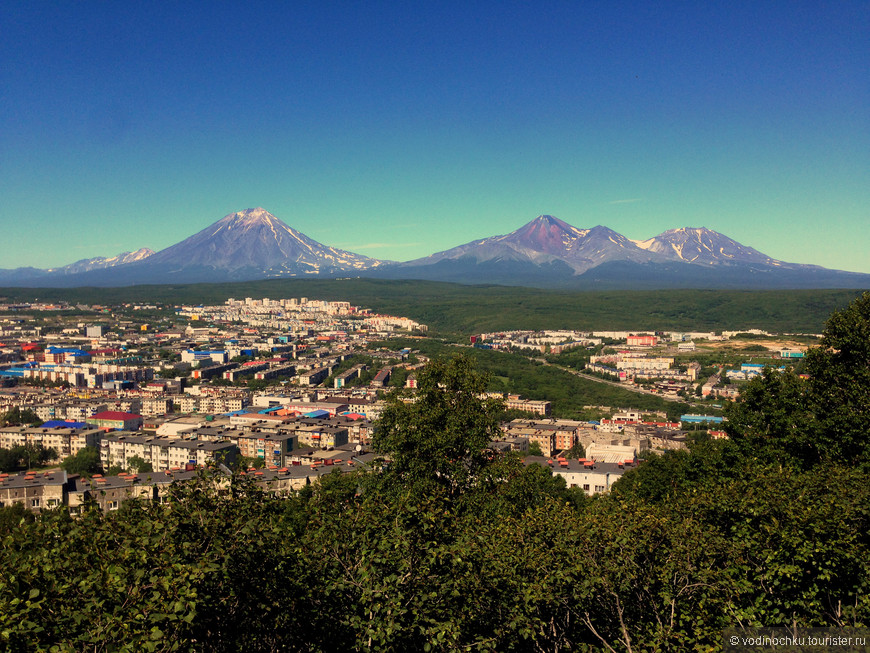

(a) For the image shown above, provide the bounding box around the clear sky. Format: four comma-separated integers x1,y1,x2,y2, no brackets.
1,1,868,272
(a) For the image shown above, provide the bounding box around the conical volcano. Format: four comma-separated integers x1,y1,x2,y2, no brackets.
145,207,386,275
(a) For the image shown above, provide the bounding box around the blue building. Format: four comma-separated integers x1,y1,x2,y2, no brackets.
681,414,725,424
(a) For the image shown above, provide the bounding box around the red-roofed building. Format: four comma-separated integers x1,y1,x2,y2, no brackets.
89,411,143,431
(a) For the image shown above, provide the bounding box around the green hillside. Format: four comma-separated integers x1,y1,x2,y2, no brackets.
1,279,863,334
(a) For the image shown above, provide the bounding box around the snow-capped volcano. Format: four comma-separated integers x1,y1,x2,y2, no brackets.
144,207,386,276
0,208,388,286
634,227,791,267
370,214,866,289
1,210,866,289
402,214,666,274
46,248,156,274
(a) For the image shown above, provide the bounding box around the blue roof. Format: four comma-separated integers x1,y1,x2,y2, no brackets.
42,420,88,429
223,409,250,416
304,409,330,418
681,415,725,423
46,347,89,356
258,406,282,414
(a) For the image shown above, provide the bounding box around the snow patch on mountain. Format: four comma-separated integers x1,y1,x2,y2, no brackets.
46,248,156,274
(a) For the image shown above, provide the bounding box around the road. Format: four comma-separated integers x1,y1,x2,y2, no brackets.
533,358,695,405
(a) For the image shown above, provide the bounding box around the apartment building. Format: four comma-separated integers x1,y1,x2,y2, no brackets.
0,469,67,511
297,366,330,386
237,432,297,467
32,401,109,422
531,457,628,495
0,424,101,461
101,434,238,472
502,418,583,456
281,421,350,450
504,395,552,416
334,364,365,389
141,397,173,415
90,411,143,430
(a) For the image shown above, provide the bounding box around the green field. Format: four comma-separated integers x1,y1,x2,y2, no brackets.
373,337,688,419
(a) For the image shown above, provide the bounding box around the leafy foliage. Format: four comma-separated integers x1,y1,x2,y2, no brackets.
126,455,153,473
726,291,870,468
0,444,57,473
374,355,503,497
59,446,103,477
1,280,860,334
804,291,870,466
0,408,41,427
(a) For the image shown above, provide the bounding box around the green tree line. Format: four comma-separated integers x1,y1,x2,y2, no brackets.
1,280,861,335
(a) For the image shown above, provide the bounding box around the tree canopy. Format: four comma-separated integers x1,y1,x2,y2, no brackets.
373,355,503,496
726,291,870,468
59,446,103,477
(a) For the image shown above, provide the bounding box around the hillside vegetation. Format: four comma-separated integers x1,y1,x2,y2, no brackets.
1,279,864,334
373,337,685,419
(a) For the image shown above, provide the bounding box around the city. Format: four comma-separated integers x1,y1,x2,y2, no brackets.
0,294,814,512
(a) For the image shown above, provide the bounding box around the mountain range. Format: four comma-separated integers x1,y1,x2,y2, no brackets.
1,208,867,290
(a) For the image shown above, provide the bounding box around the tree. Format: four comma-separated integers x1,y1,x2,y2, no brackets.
22,444,56,469
126,455,153,473
0,502,34,534
0,470,311,652
373,355,503,496
527,441,544,457
60,446,102,477
564,442,585,459
236,455,265,470
0,407,41,427
725,292,870,468
726,368,816,464
804,291,870,466
246,379,271,392
0,444,56,472
0,448,19,473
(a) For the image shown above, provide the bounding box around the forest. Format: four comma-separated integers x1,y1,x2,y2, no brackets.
1,279,863,335
371,336,685,420
1,293,869,651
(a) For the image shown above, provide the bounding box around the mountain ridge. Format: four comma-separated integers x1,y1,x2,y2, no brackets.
1,210,867,290
142,207,387,275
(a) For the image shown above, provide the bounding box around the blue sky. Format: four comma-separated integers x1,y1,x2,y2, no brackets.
2,1,868,272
